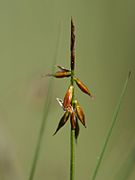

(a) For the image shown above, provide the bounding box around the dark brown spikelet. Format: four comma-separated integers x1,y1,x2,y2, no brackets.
74,77,94,98
75,100,86,128
71,18,75,71
53,111,70,135
70,111,76,130
75,118,80,140
46,71,71,78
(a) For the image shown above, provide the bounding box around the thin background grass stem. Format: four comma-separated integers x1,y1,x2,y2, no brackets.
28,23,62,180
28,78,53,180
91,71,131,180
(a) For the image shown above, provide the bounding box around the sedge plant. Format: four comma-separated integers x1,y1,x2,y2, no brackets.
28,18,131,180
47,18,94,180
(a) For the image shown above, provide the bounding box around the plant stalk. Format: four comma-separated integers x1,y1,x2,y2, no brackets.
70,69,75,180
28,78,53,180
91,71,131,180
28,23,62,180
70,17,76,180
70,129,75,180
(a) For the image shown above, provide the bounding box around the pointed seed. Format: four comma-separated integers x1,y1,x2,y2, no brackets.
74,77,94,98
75,100,86,128
53,111,70,135
63,85,73,109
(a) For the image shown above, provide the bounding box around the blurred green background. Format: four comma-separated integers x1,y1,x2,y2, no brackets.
0,0,135,180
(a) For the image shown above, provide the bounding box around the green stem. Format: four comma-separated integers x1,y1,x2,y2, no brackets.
28,78,53,180
28,23,62,180
70,129,75,180
91,71,131,180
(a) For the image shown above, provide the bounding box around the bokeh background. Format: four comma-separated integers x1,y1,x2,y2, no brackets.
0,0,135,180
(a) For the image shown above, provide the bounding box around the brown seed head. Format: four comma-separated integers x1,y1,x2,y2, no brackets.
71,18,75,71
63,85,73,109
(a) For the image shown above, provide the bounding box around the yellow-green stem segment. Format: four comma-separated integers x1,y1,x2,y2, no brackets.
70,129,75,180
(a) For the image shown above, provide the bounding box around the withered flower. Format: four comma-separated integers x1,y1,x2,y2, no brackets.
53,105,80,139
74,77,94,98
54,98,86,139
